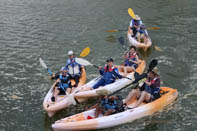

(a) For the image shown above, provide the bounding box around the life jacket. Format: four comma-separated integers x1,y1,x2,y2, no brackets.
59,74,70,91
149,77,161,99
104,66,115,72
127,52,137,61
101,98,117,110
66,58,81,75
101,96,124,113
102,66,117,81
125,52,137,67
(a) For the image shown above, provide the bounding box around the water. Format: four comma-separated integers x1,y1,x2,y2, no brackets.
0,0,197,130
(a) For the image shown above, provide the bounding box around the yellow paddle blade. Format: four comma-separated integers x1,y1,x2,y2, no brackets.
147,27,160,30
128,8,136,19
154,45,163,52
106,30,119,32
80,47,90,57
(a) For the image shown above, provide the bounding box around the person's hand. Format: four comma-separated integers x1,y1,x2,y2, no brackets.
85,106,90,110
98,66,102,70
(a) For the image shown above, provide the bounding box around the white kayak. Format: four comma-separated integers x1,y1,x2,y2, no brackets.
52,87,178,131
43,67,86,117
73,60,146,100
127,30,152,52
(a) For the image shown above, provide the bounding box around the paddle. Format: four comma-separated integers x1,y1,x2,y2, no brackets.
39,57,53,76
79,46,91,57
75,58,133,81
128,8,136,19
106,27,160,33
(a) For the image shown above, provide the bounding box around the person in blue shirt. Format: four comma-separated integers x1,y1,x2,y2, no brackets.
86,89,119,118
65,50,82,89
83,58,122,90
51,68,72,102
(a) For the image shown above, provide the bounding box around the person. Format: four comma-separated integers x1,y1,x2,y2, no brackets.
123,66,161,108
51,68,72,102
83,58,122,90
86,89,119,118
65,50,82,89
128,15,143,40
138,24,148,43
120,46,141,76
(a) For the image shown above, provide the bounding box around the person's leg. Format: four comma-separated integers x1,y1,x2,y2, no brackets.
140,34,145,43
71,87,76,93
92,79,105,89
136,32,141,42
66,87,72,94
104,109,115,116
124,66,128,76
73,75,80,87
51,87,60,102
103,80,114,86
132,91,151,108
95,105,102,118
124,88,140,105
126,66,135,73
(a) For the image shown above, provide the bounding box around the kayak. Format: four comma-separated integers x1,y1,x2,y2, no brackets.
73,60,146,100
43,67,86,117
127,30,152,52
52,87,178,131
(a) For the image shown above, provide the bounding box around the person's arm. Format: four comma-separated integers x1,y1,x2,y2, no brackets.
99,67,104,75
51,74,60,80
129,54,140,64
86,103,99,110
113,68,122,79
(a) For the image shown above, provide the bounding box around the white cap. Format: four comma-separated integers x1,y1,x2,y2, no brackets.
135,15,141,20
68,50,74,55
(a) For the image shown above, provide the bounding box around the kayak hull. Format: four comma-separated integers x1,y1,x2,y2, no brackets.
74,60,146,99
52,87,178,130
127,31,152,52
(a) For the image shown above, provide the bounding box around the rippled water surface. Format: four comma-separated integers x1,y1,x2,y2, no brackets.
0,0,197,130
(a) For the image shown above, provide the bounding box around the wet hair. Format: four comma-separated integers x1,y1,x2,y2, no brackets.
129,45,136,51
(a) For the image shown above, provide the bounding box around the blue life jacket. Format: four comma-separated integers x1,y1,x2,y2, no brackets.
101,98,117,110
59,74,71,91
100,66,122,81
125,52,137,67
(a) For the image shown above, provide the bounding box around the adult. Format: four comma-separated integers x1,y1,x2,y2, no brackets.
51,69,72,102
123,67,161,108
65,50,82,88
83,58,122,90
86,89,119,118
128,15,143,39
121,46,141,76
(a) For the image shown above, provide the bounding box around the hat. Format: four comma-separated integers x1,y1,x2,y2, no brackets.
60,67,66,71
106,58,114,62
135,15,141,20
151,67,159,75
68,50,74,55
96,89,109,96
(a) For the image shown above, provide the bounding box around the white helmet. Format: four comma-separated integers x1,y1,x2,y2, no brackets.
68,50,74,55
